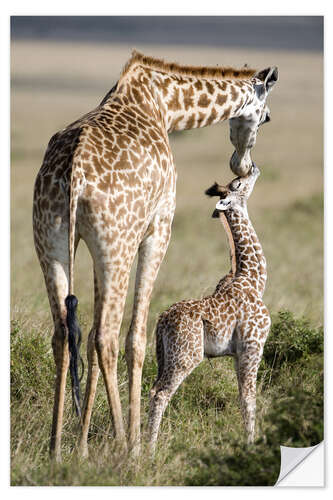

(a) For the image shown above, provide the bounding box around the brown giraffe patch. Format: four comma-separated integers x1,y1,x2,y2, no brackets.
222,105,232,120
185,113,196,129
231,86,240,103
205,107,218,126
205,81,215,95
168,88,181,110
182,86,195,110
197,93,211,108
216,93,228,107
197,112,207,127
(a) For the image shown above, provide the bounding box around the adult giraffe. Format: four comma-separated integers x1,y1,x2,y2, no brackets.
32,51,277,460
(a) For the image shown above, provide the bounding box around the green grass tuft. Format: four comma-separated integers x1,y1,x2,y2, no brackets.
10,310,323,485
258,310,323,385
10,320,54,403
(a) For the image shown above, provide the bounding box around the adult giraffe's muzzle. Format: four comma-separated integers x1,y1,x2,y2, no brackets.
229,149,254,177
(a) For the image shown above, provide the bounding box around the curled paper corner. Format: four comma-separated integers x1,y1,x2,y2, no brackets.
275,441,324,486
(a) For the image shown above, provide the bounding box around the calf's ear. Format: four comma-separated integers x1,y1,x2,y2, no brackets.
205,182,228,197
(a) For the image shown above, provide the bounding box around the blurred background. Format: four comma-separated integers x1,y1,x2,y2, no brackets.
10,15,323,486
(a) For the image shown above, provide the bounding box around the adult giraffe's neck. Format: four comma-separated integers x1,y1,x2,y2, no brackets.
151,69,255,133
224,207,267,297
117,66,255,133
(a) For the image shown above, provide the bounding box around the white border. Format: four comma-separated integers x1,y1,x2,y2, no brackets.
3,1,330,497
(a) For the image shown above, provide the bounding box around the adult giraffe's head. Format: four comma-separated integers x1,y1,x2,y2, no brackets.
229,67,278,177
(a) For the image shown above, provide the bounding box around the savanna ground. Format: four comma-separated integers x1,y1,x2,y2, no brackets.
11,41,323,486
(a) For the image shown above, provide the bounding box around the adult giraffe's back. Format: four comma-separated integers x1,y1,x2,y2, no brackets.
32,50,277,460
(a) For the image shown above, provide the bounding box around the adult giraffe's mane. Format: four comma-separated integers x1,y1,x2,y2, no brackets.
121,50,257,81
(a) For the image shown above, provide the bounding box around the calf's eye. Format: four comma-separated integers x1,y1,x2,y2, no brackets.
230,179,241,191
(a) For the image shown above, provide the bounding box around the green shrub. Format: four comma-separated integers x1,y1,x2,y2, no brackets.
265,361,323,448
259,310,323,384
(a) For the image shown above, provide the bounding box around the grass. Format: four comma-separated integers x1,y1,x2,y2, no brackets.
10,310,323,486
10,41,323,485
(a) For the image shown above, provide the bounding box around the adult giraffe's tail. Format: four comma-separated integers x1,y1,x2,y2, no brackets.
65,165,84,418
65,295,82,417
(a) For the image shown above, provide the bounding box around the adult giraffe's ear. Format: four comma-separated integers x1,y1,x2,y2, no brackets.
255,66,278,93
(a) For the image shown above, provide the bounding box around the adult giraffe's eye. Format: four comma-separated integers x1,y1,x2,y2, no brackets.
264,112,271,123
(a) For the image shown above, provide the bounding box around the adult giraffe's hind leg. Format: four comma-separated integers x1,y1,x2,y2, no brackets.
93,280,128,447
39,257,72,462
125,212,173,452
33,188,82,461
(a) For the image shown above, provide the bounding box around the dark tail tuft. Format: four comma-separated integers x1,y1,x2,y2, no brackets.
65,294,84,418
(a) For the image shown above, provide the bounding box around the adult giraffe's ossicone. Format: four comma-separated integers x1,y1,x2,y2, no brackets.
32,51,278,461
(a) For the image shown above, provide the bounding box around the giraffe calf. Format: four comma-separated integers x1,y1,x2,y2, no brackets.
147,165,270,451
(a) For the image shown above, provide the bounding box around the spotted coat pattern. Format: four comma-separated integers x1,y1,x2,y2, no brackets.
148,167,270,450
32,51,274,460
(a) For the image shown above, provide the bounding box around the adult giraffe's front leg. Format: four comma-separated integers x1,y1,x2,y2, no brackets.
125,211,173,451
